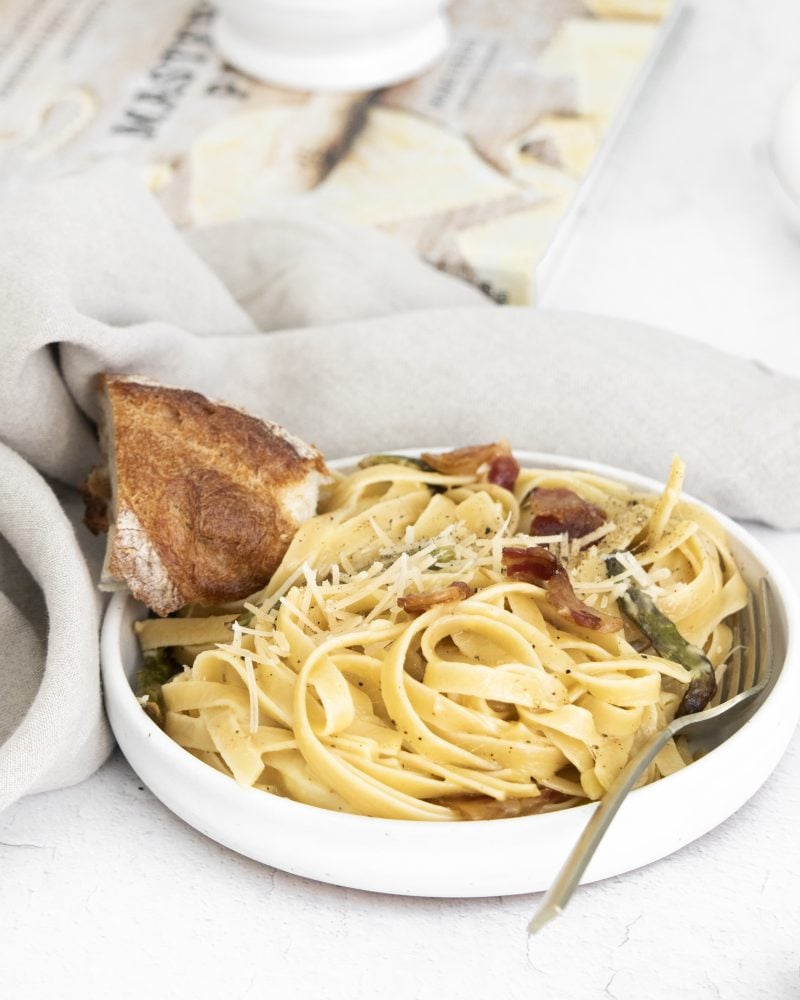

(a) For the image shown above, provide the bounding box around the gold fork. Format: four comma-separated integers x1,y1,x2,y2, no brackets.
529,577,774,934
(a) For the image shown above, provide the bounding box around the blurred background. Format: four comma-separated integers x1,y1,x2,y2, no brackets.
2,0,798,378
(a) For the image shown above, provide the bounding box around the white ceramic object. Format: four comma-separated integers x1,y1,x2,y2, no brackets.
100,452,799,898
212,0,449,93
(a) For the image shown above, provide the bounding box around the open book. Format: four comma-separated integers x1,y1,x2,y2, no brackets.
0,0,681,303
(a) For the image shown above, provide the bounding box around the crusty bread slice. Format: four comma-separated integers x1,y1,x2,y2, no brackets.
82,375,330,616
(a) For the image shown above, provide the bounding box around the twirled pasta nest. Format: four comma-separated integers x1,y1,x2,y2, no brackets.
135,445,747,821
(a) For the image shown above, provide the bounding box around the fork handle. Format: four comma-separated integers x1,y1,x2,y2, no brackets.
529,727,674,933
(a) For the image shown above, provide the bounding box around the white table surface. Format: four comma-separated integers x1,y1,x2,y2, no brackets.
3,1,800,997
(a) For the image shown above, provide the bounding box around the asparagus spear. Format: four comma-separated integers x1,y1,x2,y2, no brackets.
134,647,180,727
357,454,435,471
606,555,716,714
431,546,456,568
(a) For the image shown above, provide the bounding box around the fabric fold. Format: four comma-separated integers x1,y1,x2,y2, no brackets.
0,442,112,809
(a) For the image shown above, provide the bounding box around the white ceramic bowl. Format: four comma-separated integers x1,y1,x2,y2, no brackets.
101,452,799,897
213,0,450,93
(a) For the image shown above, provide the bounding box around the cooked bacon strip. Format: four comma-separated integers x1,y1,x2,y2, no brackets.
398,581,474,613
438,788,570,820
487,453,520,491
521,487,606,539
421,441,511,476
502,545,558,582
502,545,623,633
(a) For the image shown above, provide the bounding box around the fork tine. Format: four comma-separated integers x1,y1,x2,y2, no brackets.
714,621,732,706
720,605,744,702
754,577,772,690
739,587,760,694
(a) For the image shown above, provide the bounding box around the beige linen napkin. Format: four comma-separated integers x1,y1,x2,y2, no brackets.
1,161,797,812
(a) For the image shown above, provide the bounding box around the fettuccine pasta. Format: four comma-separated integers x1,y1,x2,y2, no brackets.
135,447,749,821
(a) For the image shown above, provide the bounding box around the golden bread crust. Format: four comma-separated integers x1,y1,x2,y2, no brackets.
86,375,329,616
